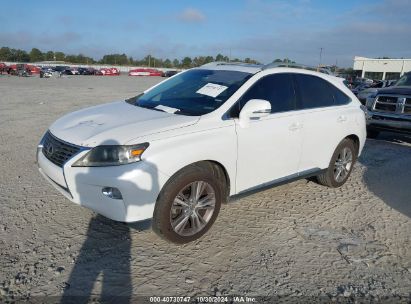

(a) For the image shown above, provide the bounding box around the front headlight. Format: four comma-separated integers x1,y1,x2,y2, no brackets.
72,143,149,167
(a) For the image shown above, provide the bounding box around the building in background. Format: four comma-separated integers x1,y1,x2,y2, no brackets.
353,56,411,80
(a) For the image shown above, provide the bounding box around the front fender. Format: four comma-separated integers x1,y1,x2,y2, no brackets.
139,123,238,196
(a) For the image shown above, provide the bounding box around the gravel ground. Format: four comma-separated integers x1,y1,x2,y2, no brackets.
0,74,410,302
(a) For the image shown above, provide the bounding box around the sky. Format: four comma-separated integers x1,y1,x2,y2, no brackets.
1,0,411,67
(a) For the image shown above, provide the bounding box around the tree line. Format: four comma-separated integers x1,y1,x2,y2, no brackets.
0,46,265,68
0,46,357,75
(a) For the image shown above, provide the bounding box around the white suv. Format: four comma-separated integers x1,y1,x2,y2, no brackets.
37,63,366,243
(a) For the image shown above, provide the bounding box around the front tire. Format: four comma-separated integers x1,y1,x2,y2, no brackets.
152,162,225,244
316,139,357,188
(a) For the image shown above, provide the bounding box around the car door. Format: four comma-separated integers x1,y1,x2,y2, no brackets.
293,74,354,172
234,73,304,193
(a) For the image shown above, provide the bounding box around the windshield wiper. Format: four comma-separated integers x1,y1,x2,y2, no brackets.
174,109,197,116
137,104,167,113
125,93,143,104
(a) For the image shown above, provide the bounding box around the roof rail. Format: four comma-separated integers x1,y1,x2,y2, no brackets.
263,62,334,75
200,61,263,68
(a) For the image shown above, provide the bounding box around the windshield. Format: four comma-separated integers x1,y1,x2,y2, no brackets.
129,69,252,116
395,73,411,86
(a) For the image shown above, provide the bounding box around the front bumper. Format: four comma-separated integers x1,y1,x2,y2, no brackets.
37,146,169,222
366,112,411,134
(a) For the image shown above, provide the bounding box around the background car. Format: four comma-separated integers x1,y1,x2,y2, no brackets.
351,83,371,96
39,66,55,78
77,67,97,75
0,62,8,74
357,80,394,104
97,67,120,76
70,68,80,75
366,72,411,138
162,70,179,77
8,64,39,76
54,65,70,73
128,68,162,76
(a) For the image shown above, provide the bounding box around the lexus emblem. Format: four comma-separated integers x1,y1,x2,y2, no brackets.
46,142,54,156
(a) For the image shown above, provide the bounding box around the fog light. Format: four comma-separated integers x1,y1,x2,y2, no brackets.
102,187,123,199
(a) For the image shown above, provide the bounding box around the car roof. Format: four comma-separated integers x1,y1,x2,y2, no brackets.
198,62,343,83
199,62,263,74
199,61,337,78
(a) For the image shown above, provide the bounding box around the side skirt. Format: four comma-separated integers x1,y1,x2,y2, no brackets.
229,168,326,202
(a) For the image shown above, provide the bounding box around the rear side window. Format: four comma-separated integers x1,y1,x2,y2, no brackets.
237,73,296,115
294,74,350,109
333,86,351,105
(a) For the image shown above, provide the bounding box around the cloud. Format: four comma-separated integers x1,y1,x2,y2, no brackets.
177,8,206,23
1,0,410,67
204,13,411,67
220,0,411,66
238,0,320,24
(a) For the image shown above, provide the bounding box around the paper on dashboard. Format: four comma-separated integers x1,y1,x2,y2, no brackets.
196,83,228,98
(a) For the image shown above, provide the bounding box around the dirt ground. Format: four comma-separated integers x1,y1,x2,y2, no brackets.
0,74,410,302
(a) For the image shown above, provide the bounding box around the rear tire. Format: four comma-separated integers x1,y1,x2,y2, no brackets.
152,162,226,244
316,139,357,188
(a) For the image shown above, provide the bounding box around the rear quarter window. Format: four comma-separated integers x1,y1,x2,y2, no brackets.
332,85,351,105
295,74,351,109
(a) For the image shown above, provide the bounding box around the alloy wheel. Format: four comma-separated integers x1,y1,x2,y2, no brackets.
170,181,216,237
333,147,353,182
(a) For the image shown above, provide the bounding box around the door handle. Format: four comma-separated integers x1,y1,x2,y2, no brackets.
289,122,302,131
337,115,347,123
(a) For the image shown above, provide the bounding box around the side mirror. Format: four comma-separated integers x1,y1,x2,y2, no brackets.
239,99,271,123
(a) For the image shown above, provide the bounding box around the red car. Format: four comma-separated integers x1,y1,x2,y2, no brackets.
96,67,120,76
8,64,40,75
128,68,162,76
0,62,8,74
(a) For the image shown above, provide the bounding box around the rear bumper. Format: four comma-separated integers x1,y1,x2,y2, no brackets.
37,147,169,222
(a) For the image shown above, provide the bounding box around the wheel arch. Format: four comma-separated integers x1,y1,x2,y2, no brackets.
345,134,360,156
204,160,231,199
156,159,233,203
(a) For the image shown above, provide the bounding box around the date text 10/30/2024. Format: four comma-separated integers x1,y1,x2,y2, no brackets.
149,296,257,303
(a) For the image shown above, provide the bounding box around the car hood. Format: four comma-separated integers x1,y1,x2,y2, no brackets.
377,86,411,95
49,101,199,147
358,88,376,95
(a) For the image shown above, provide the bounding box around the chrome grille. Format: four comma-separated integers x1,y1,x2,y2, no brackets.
373,95,409,115
374,102,396,112
42,131,81,167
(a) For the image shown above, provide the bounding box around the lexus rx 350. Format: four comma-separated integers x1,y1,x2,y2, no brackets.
37,62,366,243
